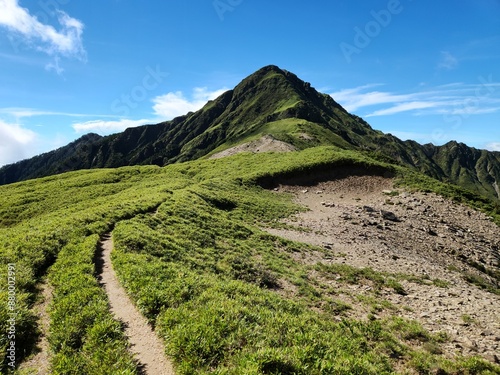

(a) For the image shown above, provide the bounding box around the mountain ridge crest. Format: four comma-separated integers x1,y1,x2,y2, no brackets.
1,65,499,201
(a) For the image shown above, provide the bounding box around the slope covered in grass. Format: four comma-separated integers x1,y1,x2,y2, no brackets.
1,65,500,203
1,146,499,374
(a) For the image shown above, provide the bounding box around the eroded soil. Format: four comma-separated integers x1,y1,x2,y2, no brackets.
266,175,500,363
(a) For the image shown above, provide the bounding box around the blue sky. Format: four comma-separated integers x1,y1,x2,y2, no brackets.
1,0,500,166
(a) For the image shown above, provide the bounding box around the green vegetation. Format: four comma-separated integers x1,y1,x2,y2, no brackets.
0,165,186,373
314,263,411,295
463,273,500,295
47,236,137,373
461,314,476,325
1,146,499,374
2,65,500,205
109,187,453,374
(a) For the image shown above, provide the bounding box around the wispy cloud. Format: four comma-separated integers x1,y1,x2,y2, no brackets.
0,107,120,119
329,80,500,118
330,85,413,112
486,142,500,152
0,119,38,166
152,87,228,119
45,56,64,74
0,0,86,73
367,101,438,117
438,51,459,70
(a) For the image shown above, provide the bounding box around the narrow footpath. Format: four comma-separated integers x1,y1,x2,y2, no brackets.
96,233,175,375
18,281,52,374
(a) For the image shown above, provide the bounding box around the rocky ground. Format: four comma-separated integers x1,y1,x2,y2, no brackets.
209,135,296,159
266,175,500,364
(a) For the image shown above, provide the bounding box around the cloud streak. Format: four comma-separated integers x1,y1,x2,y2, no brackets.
0,107,119,119
438,51,459,70
329,81,500,118
486,142,500,152
367,101,438,117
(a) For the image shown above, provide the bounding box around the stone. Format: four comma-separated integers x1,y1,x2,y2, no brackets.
380,210,400,222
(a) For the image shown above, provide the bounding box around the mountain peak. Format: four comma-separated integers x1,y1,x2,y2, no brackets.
253,64,285,74
233,65,309,95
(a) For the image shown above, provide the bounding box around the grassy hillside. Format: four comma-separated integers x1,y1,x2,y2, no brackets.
1,65,500,204
1,147,499,374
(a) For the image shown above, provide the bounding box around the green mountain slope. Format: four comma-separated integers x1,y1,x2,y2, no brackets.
0,133,103,185
1,65,499,202
1,147,499,373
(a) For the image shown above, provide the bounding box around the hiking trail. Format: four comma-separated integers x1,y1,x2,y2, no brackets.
96,233,175,375
18,280,52,374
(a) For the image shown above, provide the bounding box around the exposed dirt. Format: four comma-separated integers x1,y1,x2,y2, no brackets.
96,234,175,375
209,135,297,159
266,175,500,364
18,281,52,375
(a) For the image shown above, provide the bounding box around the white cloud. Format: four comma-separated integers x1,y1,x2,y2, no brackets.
329,81,500,118
0,107,121,119
0,120,38,166
366,101,438,117
45,56,63,74
438,106,500,116
0,0,86,71
72,119,151,135
486,142,500,151
438,51,459,70
152,87,228,119
72,87,228,135
329,85,412,112
0,84,228,164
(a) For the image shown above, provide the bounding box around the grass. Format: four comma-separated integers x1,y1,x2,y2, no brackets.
0,165,187,372
461,314,477,325
1,146,499,374
463,273,500,295
313,263,451,296
47,236,137,374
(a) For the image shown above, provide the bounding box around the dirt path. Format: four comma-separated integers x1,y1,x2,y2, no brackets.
209,135,297,159
96,233,175,375
18,280,52,374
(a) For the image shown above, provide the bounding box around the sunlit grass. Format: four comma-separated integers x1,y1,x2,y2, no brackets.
1,146,499,373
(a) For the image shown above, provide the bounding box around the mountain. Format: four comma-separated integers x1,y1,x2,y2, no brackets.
1,65,499,201
0,133,102,185
2,66,500,372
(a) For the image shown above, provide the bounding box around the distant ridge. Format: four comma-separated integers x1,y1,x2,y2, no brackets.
1,65,499,201
0,133,102,185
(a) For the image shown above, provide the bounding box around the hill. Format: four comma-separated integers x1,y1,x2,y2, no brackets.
0,65,499,202
0,147,499,373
